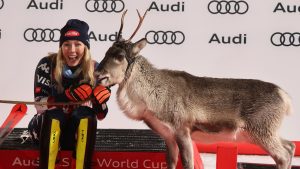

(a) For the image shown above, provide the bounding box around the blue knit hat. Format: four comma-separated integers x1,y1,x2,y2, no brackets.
59,19,90,48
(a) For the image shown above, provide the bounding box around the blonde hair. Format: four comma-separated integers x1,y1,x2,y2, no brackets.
53,46,95,93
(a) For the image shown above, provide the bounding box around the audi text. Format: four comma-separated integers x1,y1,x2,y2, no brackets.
27,0,63,10
89,31,118,42
273,2,300,13
209,33,247,44
148,1,185,12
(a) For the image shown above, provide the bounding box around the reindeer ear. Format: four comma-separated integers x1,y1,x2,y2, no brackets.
132,38,147,57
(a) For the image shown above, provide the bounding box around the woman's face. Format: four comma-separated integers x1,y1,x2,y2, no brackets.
61,40,85,67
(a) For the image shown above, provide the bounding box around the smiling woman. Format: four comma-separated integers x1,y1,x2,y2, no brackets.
27,19,112,169
61,41,85,67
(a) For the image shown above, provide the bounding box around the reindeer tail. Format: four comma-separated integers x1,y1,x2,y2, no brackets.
278,88,293,116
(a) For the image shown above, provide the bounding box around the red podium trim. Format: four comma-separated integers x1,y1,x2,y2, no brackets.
196,141,300,156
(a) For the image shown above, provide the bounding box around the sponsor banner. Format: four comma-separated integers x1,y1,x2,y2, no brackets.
0,0,299,141
207,0,249,14
0,150,169,169
0,150,40,169
94,152,168,169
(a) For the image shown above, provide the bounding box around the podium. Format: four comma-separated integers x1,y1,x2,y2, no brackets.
0,128,203,169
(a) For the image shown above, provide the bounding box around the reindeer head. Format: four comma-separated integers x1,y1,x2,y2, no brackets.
95,10,147,87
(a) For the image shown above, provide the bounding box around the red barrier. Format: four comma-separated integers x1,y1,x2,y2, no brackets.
216,143,237,169
197,141,300,156
198,141,300,169
192,141,204,169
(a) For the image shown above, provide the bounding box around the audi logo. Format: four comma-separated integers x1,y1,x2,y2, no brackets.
24,28,60,42
271,32,300,47
208,0,249,14
85,0,125,13
145,31,185,45
0,0,4,9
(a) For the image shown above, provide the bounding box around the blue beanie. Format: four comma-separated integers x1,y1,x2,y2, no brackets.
59,19,90,49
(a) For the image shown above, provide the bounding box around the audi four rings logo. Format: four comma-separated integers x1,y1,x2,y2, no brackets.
271,32,300,47
208,0,249,14
85,0,124,13
24,28,60,42
145,31,185,45
0,0,4,9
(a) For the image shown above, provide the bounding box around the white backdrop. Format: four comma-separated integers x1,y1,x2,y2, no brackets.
0,0,299,140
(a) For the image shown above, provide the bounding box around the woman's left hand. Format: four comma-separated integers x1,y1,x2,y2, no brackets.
93,85,111,104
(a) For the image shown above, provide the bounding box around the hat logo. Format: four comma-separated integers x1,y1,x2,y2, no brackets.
64,30,80,37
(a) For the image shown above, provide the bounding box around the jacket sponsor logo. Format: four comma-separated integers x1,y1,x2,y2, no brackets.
38,62,50,74
37,75,50,86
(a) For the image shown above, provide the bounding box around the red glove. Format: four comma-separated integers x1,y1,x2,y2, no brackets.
65,83,92,101
93,85,111,104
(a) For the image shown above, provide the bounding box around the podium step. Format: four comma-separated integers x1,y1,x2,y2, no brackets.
0,128,166,152
0,128,203,169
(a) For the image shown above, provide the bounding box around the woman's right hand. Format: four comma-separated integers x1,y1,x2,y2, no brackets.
55,83,93,102
65,83,93,101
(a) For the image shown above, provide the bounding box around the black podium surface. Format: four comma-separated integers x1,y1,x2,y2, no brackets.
0,128,166,152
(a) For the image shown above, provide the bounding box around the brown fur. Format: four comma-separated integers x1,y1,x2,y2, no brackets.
95,38,295,169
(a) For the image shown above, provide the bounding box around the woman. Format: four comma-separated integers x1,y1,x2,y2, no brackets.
28,19,110,169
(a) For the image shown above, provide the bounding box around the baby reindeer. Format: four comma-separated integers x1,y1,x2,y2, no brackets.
95,10,295,169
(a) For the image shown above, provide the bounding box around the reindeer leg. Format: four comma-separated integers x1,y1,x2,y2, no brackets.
175,127,194,169
248,130,291,169
143,113,179,169
281,138,295,169
165,136,180,169
244,109,293,169
259,137,290,169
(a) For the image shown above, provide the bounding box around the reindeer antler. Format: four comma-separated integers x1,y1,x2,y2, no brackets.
126,9,148,42
116,9,147,42
117,9,128,41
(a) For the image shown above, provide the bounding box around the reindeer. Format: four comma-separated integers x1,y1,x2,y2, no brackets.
95,10,295,169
